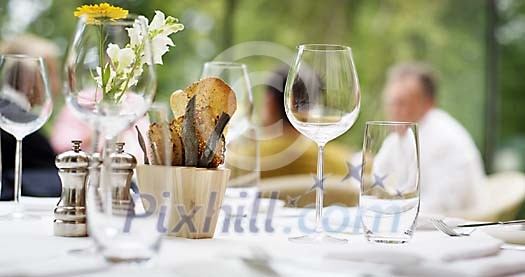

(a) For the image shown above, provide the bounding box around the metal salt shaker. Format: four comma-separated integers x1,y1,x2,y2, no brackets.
54,140,89,237
110,142,137,215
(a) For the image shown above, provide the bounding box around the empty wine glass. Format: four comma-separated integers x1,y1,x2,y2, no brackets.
201,62,259,216
64,14,156,257
284,44,360,243
0,54,53,220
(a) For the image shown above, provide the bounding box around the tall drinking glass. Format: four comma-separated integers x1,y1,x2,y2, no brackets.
0,55,53,220
284,44,360,243
360,121,420,244
201,62,259,210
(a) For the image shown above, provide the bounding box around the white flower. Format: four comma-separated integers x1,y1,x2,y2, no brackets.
150,35,174,65
107,43,120,62
150,11,184,36
118,48,135,71
107,43,135,73
127,16,148,48
96,10,183,99
149,11,165,31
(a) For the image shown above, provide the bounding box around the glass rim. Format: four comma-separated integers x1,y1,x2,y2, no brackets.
298,44,352,52
0,54,44,62
77,13,142,26
366,121,418,127
203,61,247,69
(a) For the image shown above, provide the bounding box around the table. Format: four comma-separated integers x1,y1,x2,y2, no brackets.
1,197,525,276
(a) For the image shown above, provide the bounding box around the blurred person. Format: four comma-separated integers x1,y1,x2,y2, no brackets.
0,34,61,199
382,62,485,214
259,66,351,178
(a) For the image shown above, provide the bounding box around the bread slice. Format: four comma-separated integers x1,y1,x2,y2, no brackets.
167,77,237,168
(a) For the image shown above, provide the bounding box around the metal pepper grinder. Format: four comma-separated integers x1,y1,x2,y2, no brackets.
110,142,137,216
54,140,90,237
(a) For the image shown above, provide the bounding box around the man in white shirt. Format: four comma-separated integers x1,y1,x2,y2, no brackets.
383,63,486,214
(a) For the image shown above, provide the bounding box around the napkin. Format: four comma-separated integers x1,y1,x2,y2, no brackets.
392,250,525,276
325,232,514,276
326,232,503,262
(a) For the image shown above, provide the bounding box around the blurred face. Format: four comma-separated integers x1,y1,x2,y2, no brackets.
383,77,434,123
44,56,61,97
261,90,279,126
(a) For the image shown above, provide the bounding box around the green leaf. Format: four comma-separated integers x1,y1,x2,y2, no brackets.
102,64,111,92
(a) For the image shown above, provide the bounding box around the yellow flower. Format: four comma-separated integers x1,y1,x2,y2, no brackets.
74,3,128,24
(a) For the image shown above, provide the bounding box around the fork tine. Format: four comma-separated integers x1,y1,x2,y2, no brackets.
436,219,458,236
439,222,458,236
431,218,459,236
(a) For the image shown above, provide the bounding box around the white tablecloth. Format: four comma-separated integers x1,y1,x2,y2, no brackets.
1,197,525,276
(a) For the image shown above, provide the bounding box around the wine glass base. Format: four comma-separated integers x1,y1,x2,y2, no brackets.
289,232,348,244
0,211,40,221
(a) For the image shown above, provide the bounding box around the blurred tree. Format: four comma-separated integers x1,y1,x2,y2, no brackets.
496,0,525,171
233,0,487,150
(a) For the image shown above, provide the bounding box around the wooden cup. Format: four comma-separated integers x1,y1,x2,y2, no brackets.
136,166,230,239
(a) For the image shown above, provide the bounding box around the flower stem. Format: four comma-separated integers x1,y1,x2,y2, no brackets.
99,23,105,100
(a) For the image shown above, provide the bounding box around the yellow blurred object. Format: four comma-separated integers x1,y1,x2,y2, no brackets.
259,134,352,179
74,3,128,24
257,134,356,207
259,174,359,207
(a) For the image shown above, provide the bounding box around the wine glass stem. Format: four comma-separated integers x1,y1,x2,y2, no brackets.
91,130,100,153
101,137,116,216
315,144,325,234
14,139,22,204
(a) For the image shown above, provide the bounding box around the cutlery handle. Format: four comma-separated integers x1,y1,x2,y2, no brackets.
457,219,525,228
502,219,525,225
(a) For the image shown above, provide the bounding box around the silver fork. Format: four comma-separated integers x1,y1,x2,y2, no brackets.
429,218,475,237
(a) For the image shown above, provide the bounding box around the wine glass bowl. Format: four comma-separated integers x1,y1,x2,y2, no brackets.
285,44,360,145
64,15,156,139
284,44,360,243
201,62,253,144
0,54,53,219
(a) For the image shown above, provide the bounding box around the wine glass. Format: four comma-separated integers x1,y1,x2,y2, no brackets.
201,62,259,215
360,122,420,244
64,15,156,259
0,54,53,220
284,44,360,243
